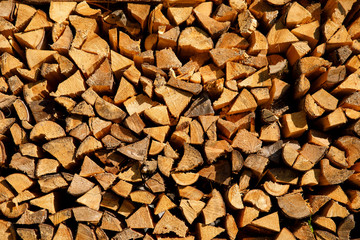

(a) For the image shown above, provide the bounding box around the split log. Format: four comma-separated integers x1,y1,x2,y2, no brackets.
277,193,311,219
202,189,226,224
153,210,188,237
243,189,271,212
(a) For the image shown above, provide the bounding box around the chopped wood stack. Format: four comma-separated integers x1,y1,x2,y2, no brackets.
0,0,360,239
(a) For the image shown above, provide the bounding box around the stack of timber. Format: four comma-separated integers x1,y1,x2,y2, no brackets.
0,0,359,239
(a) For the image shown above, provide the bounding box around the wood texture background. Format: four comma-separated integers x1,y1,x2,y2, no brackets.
17,0,162,4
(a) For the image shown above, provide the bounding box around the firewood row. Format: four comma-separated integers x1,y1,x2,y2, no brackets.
0,0,359,239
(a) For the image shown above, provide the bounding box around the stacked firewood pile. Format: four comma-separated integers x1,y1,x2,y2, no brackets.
0,0,360,239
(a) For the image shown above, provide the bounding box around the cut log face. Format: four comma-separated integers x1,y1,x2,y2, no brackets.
281,111,308,138
126,205,154,229
180,199,205,224
228,88,258,114
154,193,176,215
30,121,65,141
49,2,76,23
197,223,224,240
153,210,188,237
232,129,262,154
171,172,199,186
238,205,259,228
42,137,76,169
178,27,213,57
267,21,299,54
250,211,280,233
176,143,203,171
277,193,311,219
202,189,226,224
244,189,271,212
319,158,354,185
263,181,289,197
244,154,269,177
198,160,231,185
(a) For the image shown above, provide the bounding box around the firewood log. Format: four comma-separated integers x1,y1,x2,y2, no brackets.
0,1,358,239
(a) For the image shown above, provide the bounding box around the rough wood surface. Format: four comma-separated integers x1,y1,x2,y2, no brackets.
0,0,359,239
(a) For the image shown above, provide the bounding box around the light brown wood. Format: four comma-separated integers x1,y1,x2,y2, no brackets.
292,143,327,172
281,111,308,138
180,199,205,224
67,174,94,198
42,137,76,169
226,62,256,83
316,108,347,131
232,129,262,154
73,206,102,224
294,74,310,99
267,21,298,54
251,87,270,106
171,172,199,186
16,209,47,225
238,67,271,89
155,86,191,118
291,21,320,48
202,189,226,224
243,189,271,212
337,214,355,240
38,174,68,193
301,169,321,186
1,53,24,78
237,206,259,228
100,211,122,232
302,94,325,119
15,28,45,50
313,216,336,233
110,50,133,79
194,9,230,38
263,181,289,197
197,223,224,240
49,2,76,23
321,200,349,218
0,2,359,238
275,227,296,240
320,158,354,185
249,211,280,233
292,222,316,240
17,228,37,240
198,160,231,185
167,7,192,25
39,224,54,240
154,210,188,237
118,136,150,162
154,193,176,215
30,193,58,214
126,205,154,229
204,140,232,163
76,185,101,210
76,136,102,158
178,27,213,57
244,154,269,177
319,185,349,205
25,10,52,32
130,190,155,204
286,41,311,66
178,186,204,201
285,2,312,28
